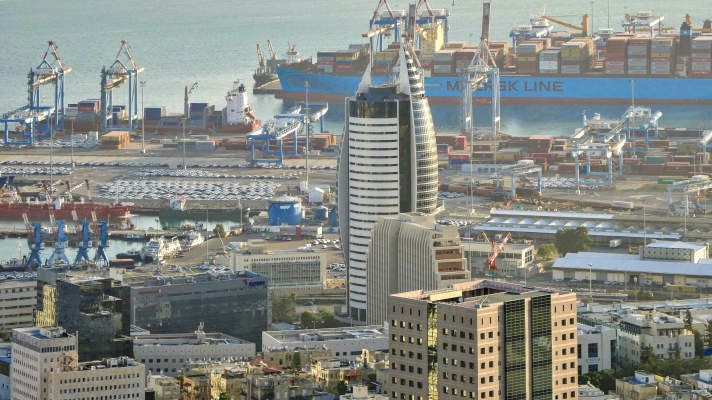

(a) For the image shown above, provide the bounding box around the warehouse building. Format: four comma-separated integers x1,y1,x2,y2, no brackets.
553,241,712,288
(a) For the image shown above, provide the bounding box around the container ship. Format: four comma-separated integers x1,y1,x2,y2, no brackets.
271,9,712,104
0,194,133,218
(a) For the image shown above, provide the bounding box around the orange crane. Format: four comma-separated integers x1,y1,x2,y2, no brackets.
662,14,712,33
484,232,511,279
541,14,590,36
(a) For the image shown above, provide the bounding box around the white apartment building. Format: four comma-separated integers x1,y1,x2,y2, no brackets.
617,310,695,365
262,325,388,363
133,326,255,376
461,240,535,277
366,213,469,324
231,240,326,288
0,275,37,330
578,324,617,374
0,342,9,400
339,45,438,323
11,326,78,400
48,357,145,400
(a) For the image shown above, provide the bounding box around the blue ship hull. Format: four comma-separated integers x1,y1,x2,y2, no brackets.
276,67,712,104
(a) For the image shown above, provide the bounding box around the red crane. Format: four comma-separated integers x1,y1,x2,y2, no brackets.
484,232,511,278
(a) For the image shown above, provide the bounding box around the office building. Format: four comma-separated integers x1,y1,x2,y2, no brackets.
0,273,36,331
147,375,181,400
231,239,326,288
262,325,388,363
577,324,617,374
133,324,255,376
55,277,131,361
10,327,78,400
553,241,712,287
462,241,535,278
48,356,145,400
128,270,269,345
366,213,469,324
617,309,694,365
388,280,578,400
0,343,9,400
339,45,438,323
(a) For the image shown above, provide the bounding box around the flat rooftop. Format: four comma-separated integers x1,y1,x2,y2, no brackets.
490,209,615,220
263,325,387,343
14,326,72,340
645,241,706,251
393,280,570,309
133,332,250,346
553,252,712,277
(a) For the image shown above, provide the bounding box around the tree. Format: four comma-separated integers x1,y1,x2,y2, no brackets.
685,310,694,331
694,330,705,358
705,320,712,347
336,380,349,396
213,224,226,238
301,311,319,329
554,227,592,256
317,308,341,328
291,351,302,372
272,294,297,323
219,392,230,400
536,243,558,259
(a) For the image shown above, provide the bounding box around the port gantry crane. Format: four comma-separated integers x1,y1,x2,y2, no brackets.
459,0,500,139
2,41,72,146
100,40,144,133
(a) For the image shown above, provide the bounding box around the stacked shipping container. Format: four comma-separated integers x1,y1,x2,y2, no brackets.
650,37,675,75
515,41,543,74
538,49,560,74
627,36,651,75
691,36,712,77
605,37,629,75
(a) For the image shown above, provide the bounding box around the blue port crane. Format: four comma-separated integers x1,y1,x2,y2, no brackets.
74,220,92,265
366,0,449,54
100,40,143,133
2,41,72,146
25,223,43,269
47,221,70,266
93,221,109,267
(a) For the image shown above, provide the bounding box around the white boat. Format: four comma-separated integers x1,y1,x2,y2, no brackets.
181,231,205,251
142,237,181,263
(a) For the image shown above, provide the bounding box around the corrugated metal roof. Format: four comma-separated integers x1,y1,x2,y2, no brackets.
490,209,615,220
645,241,706,251
553,252,712,277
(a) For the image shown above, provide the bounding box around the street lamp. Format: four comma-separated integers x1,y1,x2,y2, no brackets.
588,262,593,304
140,80,146,154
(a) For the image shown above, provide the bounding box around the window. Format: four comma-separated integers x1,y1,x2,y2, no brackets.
588,343,598,358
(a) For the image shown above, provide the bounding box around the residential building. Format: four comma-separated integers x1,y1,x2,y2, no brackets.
461,241,535,278
262,325,388,363
10,326,78,400
617,309,694,365
0,343,9,400
578,324,617,374
0,274,36,330
681,369,712,392
147,375,181,400
310,358,364,392
181,373,211,400
231,239,327,288
54,277,132,361
338,45,438,323
366,213,469,324
341,385,389,400
48,356,145,400
127,269,269,345
616,372,658,400
388,280,578,400
553,241,712,288
263,347,333,369
133,324,255,376
578,384,619,400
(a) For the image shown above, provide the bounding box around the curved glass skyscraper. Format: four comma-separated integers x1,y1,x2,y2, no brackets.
338,45,439,323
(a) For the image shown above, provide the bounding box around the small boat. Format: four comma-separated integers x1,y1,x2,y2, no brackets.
181,232,205,251
115,250,143,262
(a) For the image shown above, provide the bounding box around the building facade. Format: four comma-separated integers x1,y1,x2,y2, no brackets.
462,241,535,278
339,45,439,323
0,276,36,331
133,326,255,376
48,357,145,400
366,213,469,325
129,270,269,345
617,310,695,365
262,325,388,363
10,327,79,400
577,324,617,374
231,240,326,288
387,280,578,400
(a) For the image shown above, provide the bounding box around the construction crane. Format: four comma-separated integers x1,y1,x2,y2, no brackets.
267,40,278,60
256,44,267,72
484,232,511,279
541,14,590,36
100,40,144,133
184,81,199,119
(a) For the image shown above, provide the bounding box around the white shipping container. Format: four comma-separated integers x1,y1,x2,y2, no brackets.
538,61,559,70
433,64,452,73
691,61,712,71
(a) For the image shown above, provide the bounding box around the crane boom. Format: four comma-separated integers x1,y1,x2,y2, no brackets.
267,40,277,59
484,232,511,272
542,14,590,36
372,0,396,22
257,44,266,69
